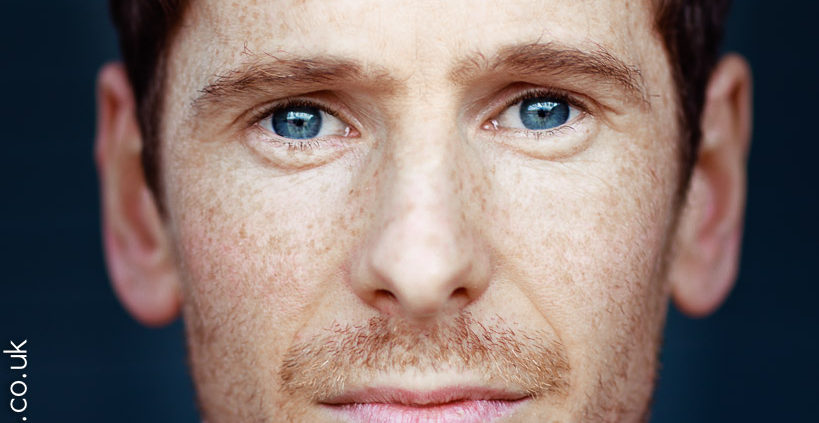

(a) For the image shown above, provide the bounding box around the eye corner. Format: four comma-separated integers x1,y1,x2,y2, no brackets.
481,119,500,131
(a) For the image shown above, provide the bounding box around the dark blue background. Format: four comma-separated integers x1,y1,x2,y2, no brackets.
1,1,817,421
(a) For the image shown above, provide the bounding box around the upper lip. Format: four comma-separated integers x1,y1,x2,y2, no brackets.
321,386,530,406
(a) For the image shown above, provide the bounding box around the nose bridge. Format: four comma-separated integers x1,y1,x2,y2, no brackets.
380,100,467,265
353,110,488,319
390,122,459,227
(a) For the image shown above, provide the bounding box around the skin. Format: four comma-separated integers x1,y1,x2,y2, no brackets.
95,0,752,421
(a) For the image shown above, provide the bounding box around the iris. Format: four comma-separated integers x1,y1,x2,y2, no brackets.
272,105,322,139
519,98,570,130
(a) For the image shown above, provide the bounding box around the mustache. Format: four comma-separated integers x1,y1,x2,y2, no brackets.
278,313,570,400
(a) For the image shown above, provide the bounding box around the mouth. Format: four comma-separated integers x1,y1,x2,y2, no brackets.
321,387,531,423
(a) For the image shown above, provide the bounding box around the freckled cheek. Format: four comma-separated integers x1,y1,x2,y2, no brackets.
484,162,672,396
486,155,674,322
165,151,347,323
174,210,335,331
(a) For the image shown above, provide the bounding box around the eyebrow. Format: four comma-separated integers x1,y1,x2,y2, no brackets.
450,42,647,105
191,54,395,116
192,42,647,118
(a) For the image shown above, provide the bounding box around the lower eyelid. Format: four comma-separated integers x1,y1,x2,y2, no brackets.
507,123,577,138
480,118,597,161
488,107,584,135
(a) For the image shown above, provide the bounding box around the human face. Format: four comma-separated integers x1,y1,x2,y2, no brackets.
160,0,681,421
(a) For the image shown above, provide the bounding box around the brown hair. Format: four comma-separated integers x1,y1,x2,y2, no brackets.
109,0,189,199
654,0,733,178
109,0,732,196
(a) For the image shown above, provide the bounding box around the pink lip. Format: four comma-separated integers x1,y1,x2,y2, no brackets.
322,387,530,423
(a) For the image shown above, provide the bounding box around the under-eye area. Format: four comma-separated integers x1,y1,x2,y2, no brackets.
242,96,362,170
479,86,595,159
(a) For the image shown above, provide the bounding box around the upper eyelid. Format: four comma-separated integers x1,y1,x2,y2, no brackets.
492,87,589,119
247,96,352,131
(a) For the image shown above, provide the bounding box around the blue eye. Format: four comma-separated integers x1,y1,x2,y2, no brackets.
519,97,570,130
271,105,323,139
493,95,578,133
260,102,352,141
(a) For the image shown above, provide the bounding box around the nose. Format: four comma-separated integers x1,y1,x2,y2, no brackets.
351,127,491,321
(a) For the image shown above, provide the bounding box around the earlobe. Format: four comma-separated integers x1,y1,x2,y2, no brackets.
670,54,752,317
95,63,181,327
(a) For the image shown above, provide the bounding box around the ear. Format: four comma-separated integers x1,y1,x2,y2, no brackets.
95,63,180,326
670,54,753,317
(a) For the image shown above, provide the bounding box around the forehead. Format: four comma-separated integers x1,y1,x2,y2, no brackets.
175,0,660,83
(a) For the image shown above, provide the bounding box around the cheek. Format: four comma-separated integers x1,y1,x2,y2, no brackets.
170,195,316,381
484,129,679,391
171,179,299,328
164,137,358,320
162,141,366,410
176,217,308,330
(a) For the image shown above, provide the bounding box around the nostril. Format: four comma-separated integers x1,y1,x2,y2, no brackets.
371,289,399,315
374,289,396,302
450,287,471,308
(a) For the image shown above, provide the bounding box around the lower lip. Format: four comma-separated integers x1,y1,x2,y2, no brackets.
325,399,526,423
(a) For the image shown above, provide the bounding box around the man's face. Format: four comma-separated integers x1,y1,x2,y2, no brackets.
160,0,682,421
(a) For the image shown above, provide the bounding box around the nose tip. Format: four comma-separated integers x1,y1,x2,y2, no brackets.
367,243,477,318
352,207,490,321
